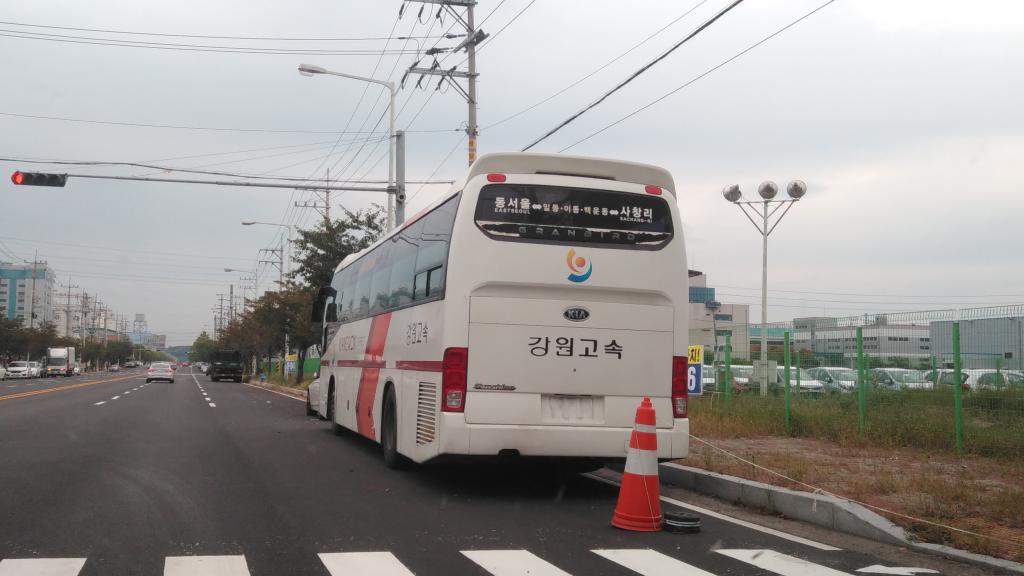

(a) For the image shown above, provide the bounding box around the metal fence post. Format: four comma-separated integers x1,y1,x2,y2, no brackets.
857,326,866,437
784,331,792,434
953,321,963,455
724,334,733,412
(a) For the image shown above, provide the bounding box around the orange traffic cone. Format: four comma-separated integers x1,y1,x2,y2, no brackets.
611,397,662,531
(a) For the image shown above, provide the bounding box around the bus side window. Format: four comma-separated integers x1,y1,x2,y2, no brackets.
388,220,422,309
352,257,374,320
369,242,394,315
338,262,359,322
413,196,458,301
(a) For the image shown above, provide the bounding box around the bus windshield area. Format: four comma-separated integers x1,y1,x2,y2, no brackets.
474,183,673,249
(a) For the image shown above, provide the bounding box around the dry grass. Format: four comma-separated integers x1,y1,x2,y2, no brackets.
684,436,1024,562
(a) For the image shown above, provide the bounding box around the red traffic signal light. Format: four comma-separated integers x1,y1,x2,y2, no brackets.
10,171,68,187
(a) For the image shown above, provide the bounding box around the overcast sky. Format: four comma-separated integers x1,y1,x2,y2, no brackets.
1,0,1021,345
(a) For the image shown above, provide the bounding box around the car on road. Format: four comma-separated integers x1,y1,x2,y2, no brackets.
0,364,6,381
806,366,858,393
28,361,41,377
870,368,933,390
109,364,121,372
307,377,322,417
6,361,33,379
146,362,175,383
209,350,243,382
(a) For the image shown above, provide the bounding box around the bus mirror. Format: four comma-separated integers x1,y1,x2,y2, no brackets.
325,304,338,323
311,285,337,322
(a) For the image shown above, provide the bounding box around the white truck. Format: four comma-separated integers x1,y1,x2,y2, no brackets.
45,347,76,378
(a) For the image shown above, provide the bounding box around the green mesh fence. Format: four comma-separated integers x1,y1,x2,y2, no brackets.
691,305,1024,459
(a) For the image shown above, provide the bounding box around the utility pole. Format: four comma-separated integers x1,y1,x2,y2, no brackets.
396,131,406,224
60,276,79,339
294,168,332,222
79,292,90,345
28,251,38,329
229,284,235,324
403,0,486,166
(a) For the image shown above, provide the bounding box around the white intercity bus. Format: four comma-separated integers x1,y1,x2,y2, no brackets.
310,152,690,468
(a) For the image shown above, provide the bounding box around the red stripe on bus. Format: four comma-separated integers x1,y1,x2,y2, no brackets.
356,313,392,440
335,359,386,369
320,359,330,367
394,360,443,372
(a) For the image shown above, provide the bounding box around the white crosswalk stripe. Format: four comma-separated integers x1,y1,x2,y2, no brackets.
0,548,875,576
163,555,250,576
318,552,414,576
0,558,86,576
463,550,573,576
593,549,718,576
717,549,852,576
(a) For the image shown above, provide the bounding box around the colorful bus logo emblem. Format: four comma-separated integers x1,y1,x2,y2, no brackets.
566,249,593,283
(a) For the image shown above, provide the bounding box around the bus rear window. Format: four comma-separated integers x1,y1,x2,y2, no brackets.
474,184,673,249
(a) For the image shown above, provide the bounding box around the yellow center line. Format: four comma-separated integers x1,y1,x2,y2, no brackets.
0,374,141,402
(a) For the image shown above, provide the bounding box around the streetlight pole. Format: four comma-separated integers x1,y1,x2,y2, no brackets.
722,180,808,396
298,63,397,230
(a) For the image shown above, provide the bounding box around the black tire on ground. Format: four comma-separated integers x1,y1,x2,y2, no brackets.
306,392,316,416
381,389,405,470
327,382,346,435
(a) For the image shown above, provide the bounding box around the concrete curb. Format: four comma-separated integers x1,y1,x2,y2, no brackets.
659,463,1024,574
243,380,306,400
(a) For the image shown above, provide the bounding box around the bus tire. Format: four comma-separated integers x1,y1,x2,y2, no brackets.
306,391,316,416
327,380,345,435
381,388,405,470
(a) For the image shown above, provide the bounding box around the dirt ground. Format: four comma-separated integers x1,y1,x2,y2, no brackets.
679,435,1024,563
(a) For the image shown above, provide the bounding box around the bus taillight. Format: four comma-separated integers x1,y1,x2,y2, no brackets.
671,356,689,418
442,347,469,412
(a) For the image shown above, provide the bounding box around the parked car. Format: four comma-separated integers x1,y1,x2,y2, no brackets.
807,366,859,393
870,368,933,390
6,361,33,379
775,367,825,393
146,362,175,383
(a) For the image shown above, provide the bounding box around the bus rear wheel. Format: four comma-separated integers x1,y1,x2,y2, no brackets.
381,389,405,470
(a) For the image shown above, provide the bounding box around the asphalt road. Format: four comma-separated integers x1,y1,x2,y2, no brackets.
0,367,1005,575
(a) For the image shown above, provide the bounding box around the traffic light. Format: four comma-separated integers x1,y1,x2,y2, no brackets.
10,171,68,187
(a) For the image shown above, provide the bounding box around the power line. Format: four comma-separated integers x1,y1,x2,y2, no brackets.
0,235,251,263
0,30,422,56
0,157,397,183
456,0,536,63
521,0,747,151
483,0,709,131
558,0,838,152
409,134,466,204
0,111,456,134
0,20,445,42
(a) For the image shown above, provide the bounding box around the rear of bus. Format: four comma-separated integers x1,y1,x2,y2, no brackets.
440,153,689,461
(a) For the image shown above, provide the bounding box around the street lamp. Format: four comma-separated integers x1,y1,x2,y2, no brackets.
722,179,808,395
298,63,397,230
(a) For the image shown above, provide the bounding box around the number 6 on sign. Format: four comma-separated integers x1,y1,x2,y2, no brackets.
687,364,702,395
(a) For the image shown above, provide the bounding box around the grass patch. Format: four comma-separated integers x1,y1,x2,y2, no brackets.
691,388,1024,459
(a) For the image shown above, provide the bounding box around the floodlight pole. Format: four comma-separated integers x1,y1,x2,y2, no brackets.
723,181,807,396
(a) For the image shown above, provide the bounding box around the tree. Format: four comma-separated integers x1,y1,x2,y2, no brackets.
189,331,216,362
278,285,319,384
290,205,386,289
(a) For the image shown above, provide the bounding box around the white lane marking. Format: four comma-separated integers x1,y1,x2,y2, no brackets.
318,552,414,576
856,567,939,575
208,403,216,407
93,401,106,406
0,558,87,575
462,550,573,576
163,555,250,576
241,382,304,402
593,549,717,576
111,396,120,400
124,391,131,395
582,474,841,552
717,549,851,575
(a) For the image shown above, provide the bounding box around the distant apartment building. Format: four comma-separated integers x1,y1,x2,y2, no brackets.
687,270,752,360
0,262,55,327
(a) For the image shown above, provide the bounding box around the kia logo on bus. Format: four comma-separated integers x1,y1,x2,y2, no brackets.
563,306,590,322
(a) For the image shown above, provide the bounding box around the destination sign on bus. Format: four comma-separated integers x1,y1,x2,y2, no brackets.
475,184,673,249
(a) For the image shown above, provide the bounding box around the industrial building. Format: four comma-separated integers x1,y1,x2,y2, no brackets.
0,261,55,327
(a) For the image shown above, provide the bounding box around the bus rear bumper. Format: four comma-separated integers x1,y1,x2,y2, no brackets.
438,414,689,459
